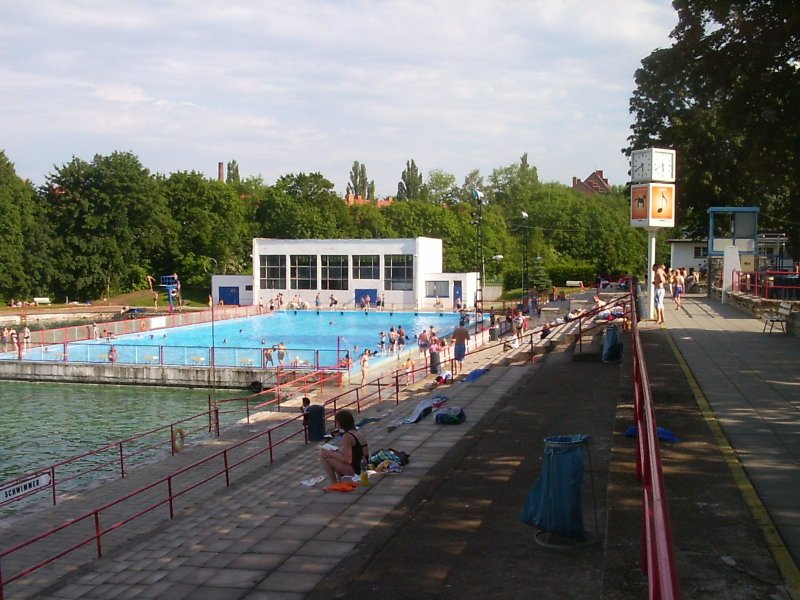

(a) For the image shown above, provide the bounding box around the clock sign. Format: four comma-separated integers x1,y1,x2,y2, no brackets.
631,147,676,183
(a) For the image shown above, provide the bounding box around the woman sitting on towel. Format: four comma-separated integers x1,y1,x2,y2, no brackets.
319,410,369,484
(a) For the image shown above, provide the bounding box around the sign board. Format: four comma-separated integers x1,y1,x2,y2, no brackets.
630,183,676,228
1,473,52,501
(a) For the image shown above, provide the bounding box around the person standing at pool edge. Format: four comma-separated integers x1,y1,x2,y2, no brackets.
359,351,369,385
452,323,470,375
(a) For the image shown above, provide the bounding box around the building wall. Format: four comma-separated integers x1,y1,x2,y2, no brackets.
250,237,476,310
211,275,254,306
669,241,707,274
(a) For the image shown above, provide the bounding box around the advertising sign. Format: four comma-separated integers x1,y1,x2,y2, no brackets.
630,183,675,228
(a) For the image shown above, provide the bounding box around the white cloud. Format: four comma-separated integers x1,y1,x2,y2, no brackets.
0,0,677,195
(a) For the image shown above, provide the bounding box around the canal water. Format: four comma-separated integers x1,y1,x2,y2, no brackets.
0,381,240,520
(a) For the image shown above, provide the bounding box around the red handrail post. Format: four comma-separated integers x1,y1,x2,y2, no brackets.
50,466,57,506
223,450,230,487
94,511,102,558
118,442,125,478
167,477,174,519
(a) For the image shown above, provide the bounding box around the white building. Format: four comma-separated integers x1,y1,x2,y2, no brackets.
210,237,479,310
668,239,708,275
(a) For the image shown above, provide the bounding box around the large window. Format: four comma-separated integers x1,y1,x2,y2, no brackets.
290,255,317,289
322,255,349,290
425,281,449,298
384,254,414,291
352,254,380,279
260,255,286,289
693,246,708,259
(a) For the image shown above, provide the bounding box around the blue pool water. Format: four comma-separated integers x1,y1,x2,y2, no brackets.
5,310,466,369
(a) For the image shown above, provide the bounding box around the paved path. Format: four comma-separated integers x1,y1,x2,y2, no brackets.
663,295,800,562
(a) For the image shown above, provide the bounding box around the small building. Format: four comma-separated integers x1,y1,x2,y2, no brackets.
232,237,479,310
668,239,708,275
572,170,612,195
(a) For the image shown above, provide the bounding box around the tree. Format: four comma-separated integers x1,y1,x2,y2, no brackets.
163,171,248,283
346,161,375,199
628,0,800,253
226,159,240,184
424,169,458,205
43,152,172,300
0,152,43,301
397,159,424,200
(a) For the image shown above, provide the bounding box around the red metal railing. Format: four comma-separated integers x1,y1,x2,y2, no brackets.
0,361,418,599
630,293,681,600
731,269,800,300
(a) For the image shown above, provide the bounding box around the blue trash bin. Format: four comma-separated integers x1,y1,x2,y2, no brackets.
520,434,592,542
602,325,621,362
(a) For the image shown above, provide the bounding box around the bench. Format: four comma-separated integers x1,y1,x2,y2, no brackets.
239,358,255,367
190,356,206,365
763,301,793,334
143,355,160,364
33,297,51,305
565,280,583,288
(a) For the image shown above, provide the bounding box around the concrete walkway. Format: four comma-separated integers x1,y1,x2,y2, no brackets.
661,294,800,577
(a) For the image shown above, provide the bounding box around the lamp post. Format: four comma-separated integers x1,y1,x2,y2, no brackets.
472,187,486,321
208,258,218,395
520,211,530,310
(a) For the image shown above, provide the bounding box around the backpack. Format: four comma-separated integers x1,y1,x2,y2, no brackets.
435,407,466,425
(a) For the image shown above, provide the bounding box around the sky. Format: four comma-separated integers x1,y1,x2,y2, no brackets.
0,1,678,197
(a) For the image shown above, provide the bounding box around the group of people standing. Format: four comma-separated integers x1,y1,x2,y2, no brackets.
2,326,30,353
651,263,687,324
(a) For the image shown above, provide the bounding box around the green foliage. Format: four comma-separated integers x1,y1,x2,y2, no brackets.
44,152,172,300
346,161,375,200
0,152,43,300
546,262,597,286
397,159,424,200
0,149,649,302
628,0,800,254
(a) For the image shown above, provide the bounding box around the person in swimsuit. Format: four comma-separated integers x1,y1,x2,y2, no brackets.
319,410,369,484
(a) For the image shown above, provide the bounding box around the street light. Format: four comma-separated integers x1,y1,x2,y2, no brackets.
208,258,218,396
472,187,486,321
520,211,530,311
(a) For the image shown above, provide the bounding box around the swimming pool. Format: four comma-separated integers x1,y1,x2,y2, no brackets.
3,310,467,370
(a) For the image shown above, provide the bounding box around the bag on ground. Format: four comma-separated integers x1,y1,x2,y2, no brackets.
435,407,466,425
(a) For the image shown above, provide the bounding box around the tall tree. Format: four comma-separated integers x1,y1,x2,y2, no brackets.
346,161,375,199
163,171,248,283
44,152,172,300
424,169,458,205
628,0,800,253
397,159,424,200
0,152,43,300
226,159,241,184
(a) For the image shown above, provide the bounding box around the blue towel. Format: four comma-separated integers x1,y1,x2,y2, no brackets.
623,425,680,443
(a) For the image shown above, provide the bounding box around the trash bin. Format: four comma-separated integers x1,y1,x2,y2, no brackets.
602,325,621,362
489,327,499,341
520,434,595,544
429,351,441,374
305,405,326,442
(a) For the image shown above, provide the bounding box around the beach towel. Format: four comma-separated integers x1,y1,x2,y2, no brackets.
401,395,447,424
463,368,489,383
324,481,358,492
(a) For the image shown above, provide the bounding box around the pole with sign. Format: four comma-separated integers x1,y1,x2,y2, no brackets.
630,148,676,320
